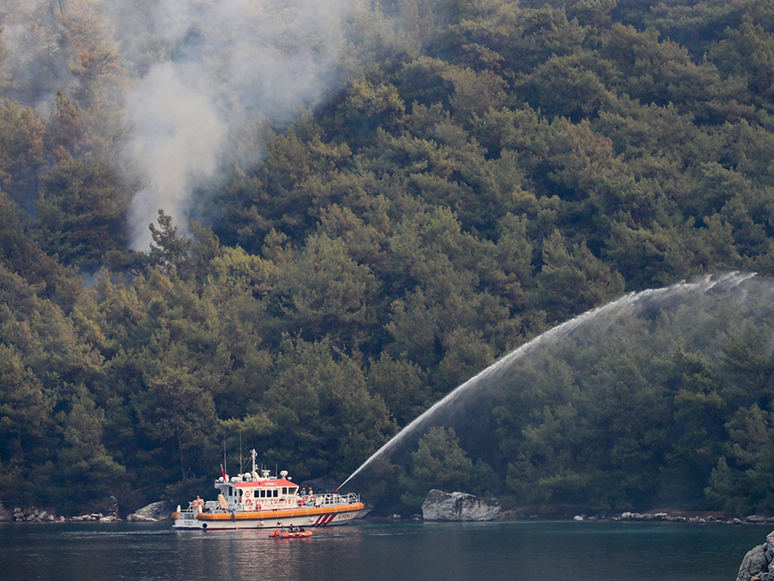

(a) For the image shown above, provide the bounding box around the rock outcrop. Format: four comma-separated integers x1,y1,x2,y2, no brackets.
126,501,175,522
70,513,118,522
11,507,56,522
421,489,500,521
737,530,774,581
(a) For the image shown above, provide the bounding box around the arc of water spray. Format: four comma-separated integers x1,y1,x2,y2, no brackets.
338,272,756,491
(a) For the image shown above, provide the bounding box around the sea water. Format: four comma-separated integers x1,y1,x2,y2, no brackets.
0,520,765,581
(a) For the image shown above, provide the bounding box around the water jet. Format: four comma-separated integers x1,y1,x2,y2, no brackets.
341,272,772,512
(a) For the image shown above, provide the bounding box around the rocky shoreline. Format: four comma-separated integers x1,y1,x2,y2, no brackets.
0,499,174,524
0,505,121,523
5,496,774,526
495,509,774,525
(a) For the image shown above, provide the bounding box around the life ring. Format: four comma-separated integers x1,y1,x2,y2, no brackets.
245,499,254,509
255,504,261,511
298,499,304,506
309,496,316,504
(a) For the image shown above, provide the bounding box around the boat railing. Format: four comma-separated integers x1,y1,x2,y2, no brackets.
182,492,362,514
308,492,360,506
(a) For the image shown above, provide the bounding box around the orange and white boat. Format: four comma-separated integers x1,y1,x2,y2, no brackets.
172,450,365,530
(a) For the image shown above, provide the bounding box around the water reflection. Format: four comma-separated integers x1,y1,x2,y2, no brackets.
161,526,367,580
0,521,765,581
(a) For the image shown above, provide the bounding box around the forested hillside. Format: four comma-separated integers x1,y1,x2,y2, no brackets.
1,0,774,516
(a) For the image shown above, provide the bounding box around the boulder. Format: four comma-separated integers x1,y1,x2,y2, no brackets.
126,513,157,522
127,501,174,522
421,489,500,522
737,530,774,581
747,515,774,524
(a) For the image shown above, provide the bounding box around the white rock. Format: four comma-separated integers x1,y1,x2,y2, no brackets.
127,513,157,522
421,489,500,522
127,501,174,522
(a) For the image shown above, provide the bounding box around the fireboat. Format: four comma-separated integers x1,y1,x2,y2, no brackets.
172,450,365,530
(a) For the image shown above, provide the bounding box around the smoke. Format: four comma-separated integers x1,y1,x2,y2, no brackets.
114,0,358,250
124,61,226,249
0,1,81,114
0,0,361,246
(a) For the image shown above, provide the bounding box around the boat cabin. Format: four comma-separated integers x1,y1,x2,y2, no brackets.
213,469,301,511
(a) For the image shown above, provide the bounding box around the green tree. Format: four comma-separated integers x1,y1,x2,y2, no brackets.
661,349,727,505
37,158,127,267
398,426,474,510
0,100,45,209
49,387,127,513
706,404,774,514
148,210,193,275
368,353,431,426
273,233,379,349
44,91,89,160
132,370,218,483
0,344,53,467
263,337,396,480
534,230,624,322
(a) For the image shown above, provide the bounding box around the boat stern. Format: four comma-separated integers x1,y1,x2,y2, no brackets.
173,506,209,530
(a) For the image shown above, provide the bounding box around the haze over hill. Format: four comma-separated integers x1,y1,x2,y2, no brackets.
1,0,774,516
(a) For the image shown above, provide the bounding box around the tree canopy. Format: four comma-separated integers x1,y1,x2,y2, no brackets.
2,0,774,516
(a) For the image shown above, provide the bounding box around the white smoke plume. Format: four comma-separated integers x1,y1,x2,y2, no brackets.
113,0,358,249
0,0,93,112
1,0,384,248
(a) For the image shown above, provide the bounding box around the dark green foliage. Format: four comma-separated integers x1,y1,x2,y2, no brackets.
2,0,774,517
390,283,774,515
37,159,128,267
0,100,45,211
398,427,474,508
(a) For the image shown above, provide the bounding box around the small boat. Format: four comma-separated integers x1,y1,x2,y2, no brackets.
173,449,365,530
269,527,313,539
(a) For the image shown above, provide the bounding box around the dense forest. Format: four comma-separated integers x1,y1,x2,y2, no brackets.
1,0,774,517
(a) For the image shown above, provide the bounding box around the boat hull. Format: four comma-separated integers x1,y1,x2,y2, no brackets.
173,503,366,530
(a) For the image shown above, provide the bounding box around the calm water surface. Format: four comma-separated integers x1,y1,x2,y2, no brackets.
0,520,766,581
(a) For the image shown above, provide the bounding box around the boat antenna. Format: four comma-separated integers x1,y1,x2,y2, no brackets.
223,433,227,477
239,432,243,474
